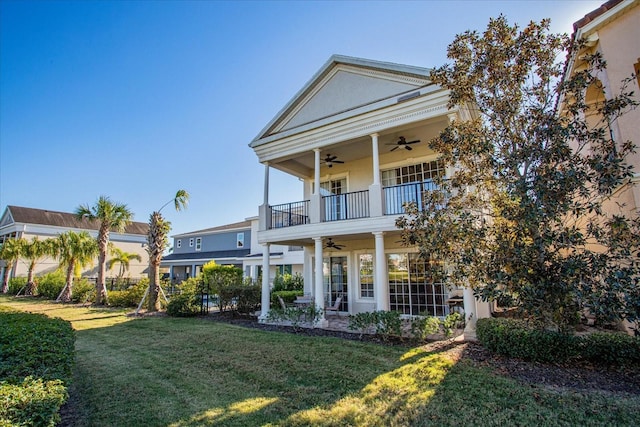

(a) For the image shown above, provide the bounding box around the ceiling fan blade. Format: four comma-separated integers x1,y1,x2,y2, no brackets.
390,146,399,152
333,160,344,164
405,145,413,150
406,140,420,144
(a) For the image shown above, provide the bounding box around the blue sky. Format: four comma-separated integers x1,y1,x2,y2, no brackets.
1,0,602,236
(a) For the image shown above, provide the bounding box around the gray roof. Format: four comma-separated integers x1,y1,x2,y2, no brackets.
173,220,251,238
161,249,251,262
5,205,149,235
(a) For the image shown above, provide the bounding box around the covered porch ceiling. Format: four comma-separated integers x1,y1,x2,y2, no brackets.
268,116,450,179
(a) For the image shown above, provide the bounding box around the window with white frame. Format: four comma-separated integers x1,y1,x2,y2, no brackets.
382,160,445,215
189,238,194,247
381,160,445,186
176,239,182,249
359,253,374,299
195,237,202,251
237,232,244,248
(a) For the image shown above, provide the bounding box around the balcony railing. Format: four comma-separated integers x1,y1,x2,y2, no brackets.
322,190,370,222
383,180,440,215
270,200,310,229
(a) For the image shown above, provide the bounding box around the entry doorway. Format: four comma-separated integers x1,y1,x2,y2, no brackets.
323,256,348,312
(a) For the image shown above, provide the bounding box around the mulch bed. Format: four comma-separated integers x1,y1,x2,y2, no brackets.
211,312,640,396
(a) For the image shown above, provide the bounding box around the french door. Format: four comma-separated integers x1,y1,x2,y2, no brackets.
323,256,348,312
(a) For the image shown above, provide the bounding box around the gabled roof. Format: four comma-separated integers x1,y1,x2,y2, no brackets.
251,55,433,145
161,248,251,262
173,220,251,238
1,205,149,235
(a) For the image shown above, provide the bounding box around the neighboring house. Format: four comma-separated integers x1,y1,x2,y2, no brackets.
567,0,640,333
0,205,149,280
161,218,303,283
249,54,491,329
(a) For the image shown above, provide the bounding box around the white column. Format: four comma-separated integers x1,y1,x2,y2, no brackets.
314,149,321,195
463,286,477,332
371,133,380,186
313,237,327,326
259,244,271,321
369,133,383,217
263,162,270,205
259,163,270,231
373,231,389,311
310,149,322,223
303,246,313,295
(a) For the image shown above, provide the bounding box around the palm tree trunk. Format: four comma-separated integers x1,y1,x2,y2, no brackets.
96,227,109,305
61,262,74,302
25,262,37,296
1,265,11,293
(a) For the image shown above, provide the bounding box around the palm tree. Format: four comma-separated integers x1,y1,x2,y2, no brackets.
52,231,98,302
0,238,22,293
147,190,189,311
107,247,142,280
76,196,133,305
20,237,54,296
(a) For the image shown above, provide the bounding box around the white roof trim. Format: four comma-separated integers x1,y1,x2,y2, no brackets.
251,54,433,145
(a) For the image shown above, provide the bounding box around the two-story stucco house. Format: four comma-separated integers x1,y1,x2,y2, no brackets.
567,0,640,333
161,217,303,284
250,55,491,329
0,205,149,280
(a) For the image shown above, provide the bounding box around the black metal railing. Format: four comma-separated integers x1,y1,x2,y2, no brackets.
322,190,370,222
383,180,440,215
270,200,310,229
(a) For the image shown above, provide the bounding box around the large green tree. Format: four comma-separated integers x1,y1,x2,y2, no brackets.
397,17,639,331
107,247,142,280
0,238,22,293
146,190,189,311
52,230,99,302
76,196,133,305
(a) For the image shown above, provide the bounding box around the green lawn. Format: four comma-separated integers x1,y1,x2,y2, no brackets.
1,295,639,426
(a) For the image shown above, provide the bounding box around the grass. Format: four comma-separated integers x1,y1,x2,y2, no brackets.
1,295,639,426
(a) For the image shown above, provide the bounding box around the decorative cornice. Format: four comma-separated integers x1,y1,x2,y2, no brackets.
254,91,452,163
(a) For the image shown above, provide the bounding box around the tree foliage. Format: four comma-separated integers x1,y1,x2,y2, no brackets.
51,231,98,302
397,17,639,331
0,238,22,294
76,196,133,305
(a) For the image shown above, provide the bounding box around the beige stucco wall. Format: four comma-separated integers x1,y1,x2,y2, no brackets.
8,232,148,280
590,2,640,215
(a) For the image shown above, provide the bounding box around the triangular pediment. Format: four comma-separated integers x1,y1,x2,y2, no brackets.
0,207,14,228
254,55,432,142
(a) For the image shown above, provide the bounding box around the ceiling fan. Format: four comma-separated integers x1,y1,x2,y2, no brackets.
324,238,345,250
387,136,421,151
323,154,344,168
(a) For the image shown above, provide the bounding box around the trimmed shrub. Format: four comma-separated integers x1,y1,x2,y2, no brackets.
579,332,640,366
232,285,261,314
166,293,200,317
0,311,75,382
476,318,578,363
37,270,66,300
477,317,640,365
7,277,27,295
0,377,67,427
108,278,148,307
70,278,95,304
0,310,74,427
347,310,402,340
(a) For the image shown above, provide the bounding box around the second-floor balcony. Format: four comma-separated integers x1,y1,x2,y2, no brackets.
268,181,441,229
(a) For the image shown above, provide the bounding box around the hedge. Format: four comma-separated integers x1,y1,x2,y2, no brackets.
476,317,640,365
0,310,75,426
